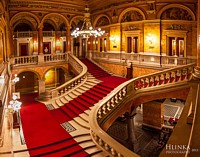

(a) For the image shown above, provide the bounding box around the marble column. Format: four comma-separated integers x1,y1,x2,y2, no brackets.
38,79,45,96
126,111,140,152
38,26,43,54
88,37,93,58
9,26,14,57
66,26,71,53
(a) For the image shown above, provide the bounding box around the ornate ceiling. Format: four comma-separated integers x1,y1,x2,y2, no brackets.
9,0,130,12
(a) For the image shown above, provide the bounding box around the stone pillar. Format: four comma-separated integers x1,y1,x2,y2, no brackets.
66,26,71,53
126,61,133,79
9,26,14,57
143,101,164,130
38,26,43,54
102,38,105,52
88,37,93,58
38,79,45,96
126,111,140,152
131,37,134,53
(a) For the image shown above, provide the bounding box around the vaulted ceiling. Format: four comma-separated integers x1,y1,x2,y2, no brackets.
9,0,130,12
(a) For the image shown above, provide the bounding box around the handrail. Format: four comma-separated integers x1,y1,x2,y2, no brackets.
10,53,67,66
91,51,196,67
89,63,195,156
48,53,87,99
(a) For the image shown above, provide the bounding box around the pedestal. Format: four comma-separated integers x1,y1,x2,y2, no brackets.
126,64,133,79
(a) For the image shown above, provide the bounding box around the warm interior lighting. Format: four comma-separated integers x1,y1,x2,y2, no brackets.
0,75,5,84
8,93,22,113
12,74,20,84
71,6,105,38
147,33,154,48
109,35,119,45
56,40,60,46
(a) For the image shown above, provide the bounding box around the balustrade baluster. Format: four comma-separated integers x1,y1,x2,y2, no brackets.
111,148,117,156
98,139,104,146
163,73,166,84
106,101,111,111
169,72,172,83
175,70,178,82
115,95,119,103
153,76,156,86
104,143,110,151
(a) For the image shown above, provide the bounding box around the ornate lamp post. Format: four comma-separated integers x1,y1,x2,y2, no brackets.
7,93,22,156
7,74,21,156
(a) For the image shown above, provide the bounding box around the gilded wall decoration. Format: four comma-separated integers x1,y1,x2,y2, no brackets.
121,10,143,22
96,16,109,27
161,7,192,20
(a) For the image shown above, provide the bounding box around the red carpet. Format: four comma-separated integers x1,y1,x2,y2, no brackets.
20,59,127,156
20,93,88,156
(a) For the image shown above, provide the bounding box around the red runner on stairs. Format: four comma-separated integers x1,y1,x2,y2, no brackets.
20,93,88,157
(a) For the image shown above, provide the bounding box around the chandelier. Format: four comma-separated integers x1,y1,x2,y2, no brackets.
71,7,105,38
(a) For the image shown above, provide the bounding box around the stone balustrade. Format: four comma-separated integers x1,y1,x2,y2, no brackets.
48,53,87,99
11,53,67,66
91,51,196,67
89,63,195,157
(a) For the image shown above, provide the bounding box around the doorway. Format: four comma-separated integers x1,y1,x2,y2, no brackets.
43,42,51,54
19,43,28,56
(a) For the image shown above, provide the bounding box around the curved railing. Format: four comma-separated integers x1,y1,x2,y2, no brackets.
89,63,195,157
47,53,87,99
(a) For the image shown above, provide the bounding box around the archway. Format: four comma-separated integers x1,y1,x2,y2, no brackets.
15,71,39,94
44,67,73,89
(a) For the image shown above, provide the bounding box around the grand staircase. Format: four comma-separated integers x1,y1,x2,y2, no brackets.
14,58,127,157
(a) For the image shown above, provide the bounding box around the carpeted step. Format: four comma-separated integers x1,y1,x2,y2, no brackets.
29,138,76,156
69,100,88,111
93,84,113,93
83,91,102,101
49,108,71,123
91,87,109,96
66,102,84,115
41,142,89,157
74,97,92,108
60,105,77,118
79,95,98,105
87,89,106,98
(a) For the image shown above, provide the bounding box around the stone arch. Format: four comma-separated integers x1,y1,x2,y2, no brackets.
42,65,68,79
93,14,111,27
157,4,196,21
10,12,40,30
14,69,41,80
39,13,69,30
118,7,146,23
70,15,85,32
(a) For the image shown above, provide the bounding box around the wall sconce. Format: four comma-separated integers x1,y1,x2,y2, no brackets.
147,33,154,49
12,74,19,84
109,35,119,46
56,40,60,46
33,41,37,45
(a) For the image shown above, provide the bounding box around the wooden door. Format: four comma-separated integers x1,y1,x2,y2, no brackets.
19,43,28,56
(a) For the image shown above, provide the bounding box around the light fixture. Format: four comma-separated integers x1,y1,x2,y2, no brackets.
12,74,19,84
147,33,154,49
71,6,105,38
